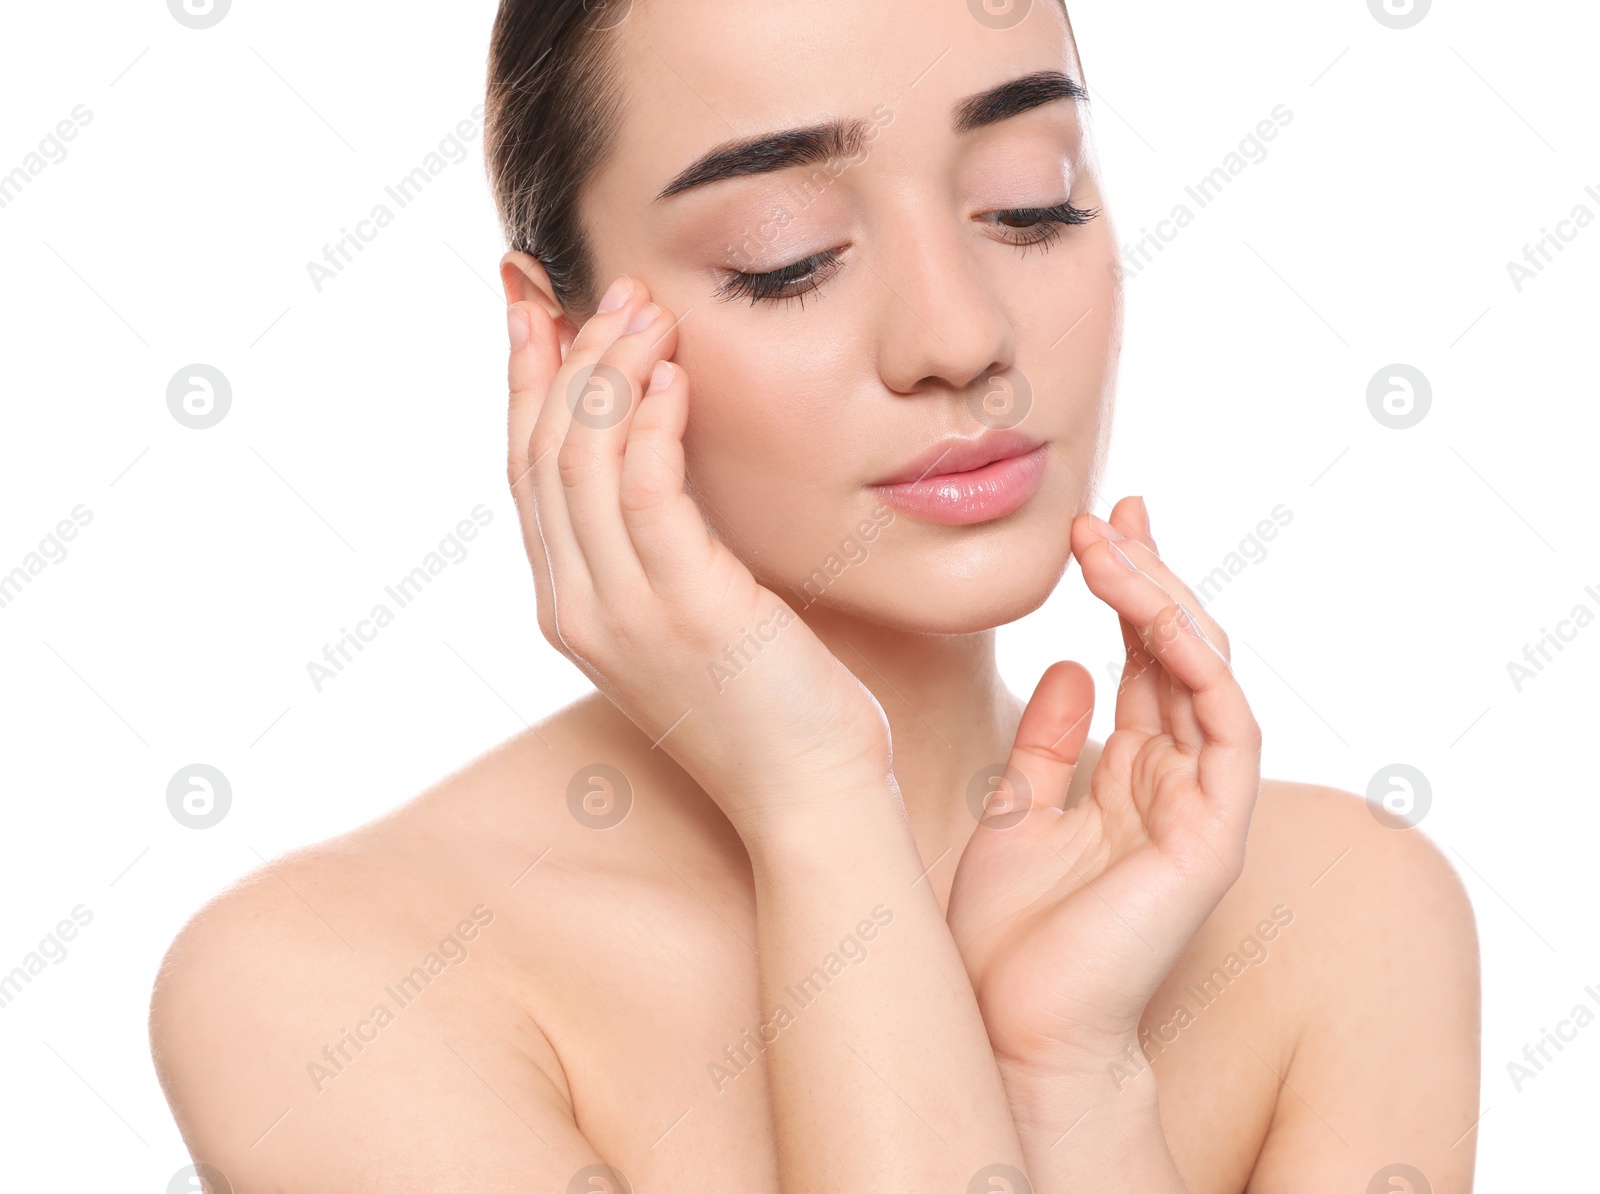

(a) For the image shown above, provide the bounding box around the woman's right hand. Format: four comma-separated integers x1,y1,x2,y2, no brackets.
505,273,893,837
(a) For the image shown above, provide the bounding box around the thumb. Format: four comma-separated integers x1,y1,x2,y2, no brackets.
977,661,1095,829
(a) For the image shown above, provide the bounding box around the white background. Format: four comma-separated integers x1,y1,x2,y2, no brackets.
1,0,1595,1188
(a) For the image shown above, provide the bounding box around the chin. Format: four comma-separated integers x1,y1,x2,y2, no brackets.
782,528,1074,636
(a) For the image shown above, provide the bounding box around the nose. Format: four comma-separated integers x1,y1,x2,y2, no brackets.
870,203,1016,404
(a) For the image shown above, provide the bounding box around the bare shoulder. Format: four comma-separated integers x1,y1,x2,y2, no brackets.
1233,776,1479,978
1140,774,1481,1190
148,697,630,1190
1205,777,1481,1189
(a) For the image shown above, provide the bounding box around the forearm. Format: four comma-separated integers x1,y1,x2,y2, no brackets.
1000,1050,1190,1193
742,782,1030,1192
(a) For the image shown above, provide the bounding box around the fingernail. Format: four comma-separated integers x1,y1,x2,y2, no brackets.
625,302,660,335
507,305,529,350
646,360,674,395
1178,605,1207,640
1135,495,1154,541
598,275,632,313
1088,514,1127,541
1108,541,1140,572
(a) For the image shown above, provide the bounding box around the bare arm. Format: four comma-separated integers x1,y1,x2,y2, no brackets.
148,865,616,1193
743,788,1031,1192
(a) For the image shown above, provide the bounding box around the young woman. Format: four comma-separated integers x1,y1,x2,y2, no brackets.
150,1,1481,1189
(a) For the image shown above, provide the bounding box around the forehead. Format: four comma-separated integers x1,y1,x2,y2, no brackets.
593,0,1077,208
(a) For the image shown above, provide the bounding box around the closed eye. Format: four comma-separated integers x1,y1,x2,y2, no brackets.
983,200,1099,253
714,198,1099,308
713,246,846,308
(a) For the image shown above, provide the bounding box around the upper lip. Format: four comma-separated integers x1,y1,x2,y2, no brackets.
871,429,1046,486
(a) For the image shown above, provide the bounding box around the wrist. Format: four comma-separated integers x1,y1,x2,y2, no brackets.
997,1040,1186,1192
997,1035,1163,1128
734,774,909,872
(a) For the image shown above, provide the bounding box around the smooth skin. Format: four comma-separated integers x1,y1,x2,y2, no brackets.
149,1,1480,1190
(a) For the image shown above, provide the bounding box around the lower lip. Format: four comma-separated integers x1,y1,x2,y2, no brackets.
872,445,1049,526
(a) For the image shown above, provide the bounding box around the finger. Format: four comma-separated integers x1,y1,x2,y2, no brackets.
1093,500,1218,747
1079,508,1260,847
1073,529,1225,745
1139,598,1261,836
1110,604,1164,738
618,358,715,593
1161,608,1261,852
528,274,650,594
507,301,580,639
559,298,682,593
1122,493,1157,554
1146,605,1203,752
1088,511,1229,662
1100,495,1167,733
1073,514,1163,737
507,302,560,499
986,661,1095,825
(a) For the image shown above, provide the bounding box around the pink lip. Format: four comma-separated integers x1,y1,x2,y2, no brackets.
872,437,1049,526
872,430,1045,486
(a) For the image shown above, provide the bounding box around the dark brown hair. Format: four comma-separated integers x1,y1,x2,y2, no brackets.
484,0,632,317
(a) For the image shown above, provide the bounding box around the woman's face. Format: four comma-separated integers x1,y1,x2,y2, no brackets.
576,0,1121,634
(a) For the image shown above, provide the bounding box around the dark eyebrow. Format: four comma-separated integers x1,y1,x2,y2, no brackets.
653,69,1087,202
655,123,863,202
952,68,1088,134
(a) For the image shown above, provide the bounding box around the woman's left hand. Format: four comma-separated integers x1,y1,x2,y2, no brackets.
947,496,1263,1084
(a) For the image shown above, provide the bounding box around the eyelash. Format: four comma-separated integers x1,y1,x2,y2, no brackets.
714,200,1100,308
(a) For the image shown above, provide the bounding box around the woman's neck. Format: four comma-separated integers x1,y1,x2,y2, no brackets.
572,604,1029,898
796,605,1027,866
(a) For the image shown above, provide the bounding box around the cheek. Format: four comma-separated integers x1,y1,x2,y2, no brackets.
677,320,854,485
1030,225,1121,412
675,323,866,577
1053,221,1119,344
678,332,811,482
